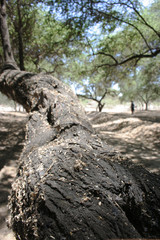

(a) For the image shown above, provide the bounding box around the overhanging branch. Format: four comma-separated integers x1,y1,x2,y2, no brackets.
97,48,160,67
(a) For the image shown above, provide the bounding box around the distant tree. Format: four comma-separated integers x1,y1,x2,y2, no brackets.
77,85,116,112
119,57,160,110
136,58,160,110
63,50,118,111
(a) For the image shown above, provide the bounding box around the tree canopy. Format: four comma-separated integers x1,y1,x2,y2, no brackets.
46,0,160,64
1,0,160,109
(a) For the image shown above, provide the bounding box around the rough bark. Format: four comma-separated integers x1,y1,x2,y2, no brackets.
0,68,160,240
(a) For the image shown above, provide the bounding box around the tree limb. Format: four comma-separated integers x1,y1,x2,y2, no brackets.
97,48,160,67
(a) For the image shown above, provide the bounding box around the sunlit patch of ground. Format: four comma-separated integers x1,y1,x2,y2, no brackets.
88,110,160,173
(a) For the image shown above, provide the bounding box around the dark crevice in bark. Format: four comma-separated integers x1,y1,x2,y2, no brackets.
47,105,55,126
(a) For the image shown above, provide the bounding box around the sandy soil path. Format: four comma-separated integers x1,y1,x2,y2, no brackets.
0,111,27,240
87,110,160,173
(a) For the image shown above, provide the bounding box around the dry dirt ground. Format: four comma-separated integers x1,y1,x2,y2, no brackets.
0,109,160,239
0,111,27,240
87,110,160,174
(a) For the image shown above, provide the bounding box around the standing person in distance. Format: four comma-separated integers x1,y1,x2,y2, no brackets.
131,101,135,114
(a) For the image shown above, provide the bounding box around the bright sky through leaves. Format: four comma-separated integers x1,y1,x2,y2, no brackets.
142,0,154,6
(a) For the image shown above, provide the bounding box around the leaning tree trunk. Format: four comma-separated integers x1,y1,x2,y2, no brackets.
0,68,160,240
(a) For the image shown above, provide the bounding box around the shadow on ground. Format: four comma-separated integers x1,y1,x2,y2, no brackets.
87,110,160,174
0,112,27,240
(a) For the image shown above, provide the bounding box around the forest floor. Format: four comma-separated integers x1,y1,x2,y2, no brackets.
0,109,160,239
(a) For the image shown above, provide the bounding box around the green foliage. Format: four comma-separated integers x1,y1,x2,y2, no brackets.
119,56,160,110
44,0,160,65
1,1,81,74
23,10,73,73
5,0,39,68
1,0,160,108
46,0,142,35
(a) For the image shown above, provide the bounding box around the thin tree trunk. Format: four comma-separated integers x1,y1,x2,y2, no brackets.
17,0,25,70
145,101,149,110
98,101,105,112
0,0,17,68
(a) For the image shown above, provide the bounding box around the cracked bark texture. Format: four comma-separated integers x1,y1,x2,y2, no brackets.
0,68,160,240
